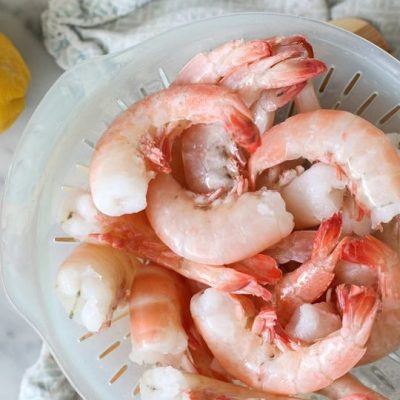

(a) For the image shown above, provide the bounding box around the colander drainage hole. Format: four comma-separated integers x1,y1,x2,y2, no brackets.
343,72,361,96
82,138,95,149
98,341,121,360
76,163,89,173
158,67,170,88
79,331,94,342
54,236,77,243
333,101,341,110
318,66,334,93
388,351,400,365
109,364,129,384
139,87,148,98
379,105,400,125
116,98,129,111
356,92,378,116
370,366,395,391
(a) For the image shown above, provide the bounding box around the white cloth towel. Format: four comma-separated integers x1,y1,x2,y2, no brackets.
41,0,400,70
20,0,400,398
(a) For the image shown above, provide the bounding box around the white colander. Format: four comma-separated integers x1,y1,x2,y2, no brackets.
2,13,400,400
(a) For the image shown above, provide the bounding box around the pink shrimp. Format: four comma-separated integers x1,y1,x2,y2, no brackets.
274,213,344,324
249,110,400,226
264,229,316,264
146,173,294,265
174,39,272,85
251,83,307,132
55,243,139,332
61,190,277,300
90,84,259,217
139,366,301,400
320,374,388,400
221,55,326,107
180,123,244,194
191,285,379,395
92,212,277,301
176,36,322,195
340,235,400,364
285,302,341,343
129,264,191,367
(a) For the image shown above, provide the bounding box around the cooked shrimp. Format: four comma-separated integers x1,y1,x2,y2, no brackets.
334,260,377,288
191,285,379,395
59,188,102,241
279,162,347,229
129,264,190,367
90,84,259,216
249,110,400,226
146,173,294,265
221,56,326,107
91,212,276,300
174,34,313,86
251,83,306,132
341,235,400,364
174,39,272,85
139,366,300,400
264,230,316,264
319,374,388,400
268,162,371,233
181,123,243,194
341,196,372,236
275,213,344,324
55,243,138,332
294,81,321,113
285,302,341,343
176,38,314,194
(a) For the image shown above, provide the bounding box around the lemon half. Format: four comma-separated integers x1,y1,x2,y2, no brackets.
0,32,30,132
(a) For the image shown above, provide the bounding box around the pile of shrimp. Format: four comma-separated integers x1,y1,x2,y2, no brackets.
56,34,400,400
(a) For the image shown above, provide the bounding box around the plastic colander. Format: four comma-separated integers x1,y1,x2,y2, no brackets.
2,13,400,400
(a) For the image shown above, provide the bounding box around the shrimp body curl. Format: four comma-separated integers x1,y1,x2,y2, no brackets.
90,84,259,217
146,173,294,265
191,285,379,395
249,110,400,226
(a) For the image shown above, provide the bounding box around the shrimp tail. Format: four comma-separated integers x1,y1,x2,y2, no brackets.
311,212,342,258
263,57,327,89
231,254,282,285
221,279,272,301
270,34,314,57
252,307,301,352
224,111,260,153
340,235,392,268
336,284,379,346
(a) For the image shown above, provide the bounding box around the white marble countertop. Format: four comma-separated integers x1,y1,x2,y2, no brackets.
0,7,62,399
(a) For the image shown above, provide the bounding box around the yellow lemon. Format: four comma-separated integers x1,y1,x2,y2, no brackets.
0,32,30,132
